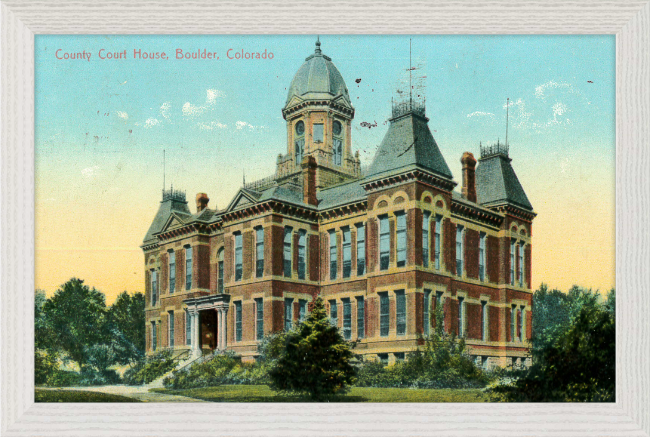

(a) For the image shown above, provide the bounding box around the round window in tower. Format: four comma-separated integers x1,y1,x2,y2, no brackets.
295,120,305,136
332,120,342,136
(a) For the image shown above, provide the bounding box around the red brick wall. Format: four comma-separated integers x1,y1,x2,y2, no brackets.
144,269,151,305
242,230,253,281
500,236,511,285
176,249,185,291
367,218,377,273
160,252,168,294
196,244,210,289
465,228,480,280
389,217,395,265
489,306,500,341
414,291,423,334
292,231,300,277
487,235,499,283
466,302,481,339
449,298,459,335
263,226,273,276
309,234,320,281
407,208,417,266
505,307,512,342
223,234,233,283
444,219,456,275
271,225,284,277
525,244,532,289
320,231,328,281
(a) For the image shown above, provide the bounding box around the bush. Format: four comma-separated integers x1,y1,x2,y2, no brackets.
45,369,85,387
163,352,268,389
35,350,60,385
123,350,176,385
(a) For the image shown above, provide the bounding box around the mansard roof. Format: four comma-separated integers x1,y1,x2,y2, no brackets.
142,190,192,245
476,153,533,212
317,180,366,210
365,111,453,182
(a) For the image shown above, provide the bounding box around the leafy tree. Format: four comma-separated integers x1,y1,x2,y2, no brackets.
43,278,109,367
106,291,146,365
268,297,356,400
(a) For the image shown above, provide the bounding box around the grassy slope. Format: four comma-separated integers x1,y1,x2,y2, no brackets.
35,389,140,403
154,385,488,403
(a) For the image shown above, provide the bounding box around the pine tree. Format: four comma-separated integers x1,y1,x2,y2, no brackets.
268,297,356,400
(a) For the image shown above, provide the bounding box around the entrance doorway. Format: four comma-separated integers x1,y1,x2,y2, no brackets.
200,310,218,351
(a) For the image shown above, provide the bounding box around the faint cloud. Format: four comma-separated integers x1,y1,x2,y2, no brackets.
197,121,228,130
467,111,494,118
235,121,265,130
535,80,575,99
144,118,160,128
116,111,128,120
160,102,171,119
81,166,100,178
182,89,224,117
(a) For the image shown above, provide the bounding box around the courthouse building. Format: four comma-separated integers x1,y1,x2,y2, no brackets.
142,40,536,368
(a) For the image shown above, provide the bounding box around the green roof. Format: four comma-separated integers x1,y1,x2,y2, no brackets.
476,154,533,211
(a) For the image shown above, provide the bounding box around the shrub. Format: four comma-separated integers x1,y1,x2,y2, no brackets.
163,352,268,389
123,350,176,385
35,350,60,385
45,369,85,387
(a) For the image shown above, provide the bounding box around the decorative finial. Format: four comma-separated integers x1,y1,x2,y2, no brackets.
315,36,321,54
243,169,246,185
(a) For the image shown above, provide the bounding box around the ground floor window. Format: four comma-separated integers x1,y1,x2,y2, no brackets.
168,311,174,348
378,353,389,365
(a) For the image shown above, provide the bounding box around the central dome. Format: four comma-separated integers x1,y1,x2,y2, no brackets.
285,39,351,106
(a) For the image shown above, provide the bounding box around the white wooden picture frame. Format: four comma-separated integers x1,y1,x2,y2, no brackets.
1,1,648,435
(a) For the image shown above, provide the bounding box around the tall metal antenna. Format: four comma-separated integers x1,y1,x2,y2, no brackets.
505,98,509,147
163,149,166,191
409,38,413,108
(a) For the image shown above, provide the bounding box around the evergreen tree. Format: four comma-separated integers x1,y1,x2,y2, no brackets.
268,297,356,400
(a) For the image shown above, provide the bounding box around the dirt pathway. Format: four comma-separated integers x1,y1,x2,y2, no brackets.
39,385,207,402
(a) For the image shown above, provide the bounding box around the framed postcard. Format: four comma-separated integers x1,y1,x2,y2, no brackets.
2,1,649,436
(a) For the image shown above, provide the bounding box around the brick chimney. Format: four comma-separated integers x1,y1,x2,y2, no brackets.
301,155,318,206
461,152,477,203
196,192,209,212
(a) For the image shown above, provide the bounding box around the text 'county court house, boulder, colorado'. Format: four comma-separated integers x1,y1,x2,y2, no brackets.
142,39,535,369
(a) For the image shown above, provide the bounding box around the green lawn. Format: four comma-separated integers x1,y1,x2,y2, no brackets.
35,389,140,403
153,385,488,402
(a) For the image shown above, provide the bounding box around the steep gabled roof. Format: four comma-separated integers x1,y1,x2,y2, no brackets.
476,154,533,211
365,112,453,181
142,194,192,245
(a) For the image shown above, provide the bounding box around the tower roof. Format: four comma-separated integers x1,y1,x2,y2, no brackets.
142,188,192,245
365,110,453,181
285,39,351,107
476,147,533,211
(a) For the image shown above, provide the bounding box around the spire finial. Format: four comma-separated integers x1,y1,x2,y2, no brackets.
243,169,246,185
315,36,321,54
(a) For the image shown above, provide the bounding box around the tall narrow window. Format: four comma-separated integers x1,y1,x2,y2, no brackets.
510,239,516,286
379,293,389,337
379,215,390,271
423,289,431,336
168,311,175,348
329,230,337,280
299,299,307,323
284,298,293,331
283,227,292,278
517,243,524,287
235,301,242,342
520,306,526,342
185,246,193,290
455,226,464,276
313,123,324,143
151,321,157,351
478,232,485,281
422,211,430,267
185,310,191,345
217,249,224,293
511,305,517,341
342,298,351,340
342,227,351,278
396,212,406,267
396,290,406,335
434,215,442,270
458,297,465,337
329,300,338,327
436,291,445,330
168,250,176,294
333,139,342,165
356,223,366,276
295,138,304,165
255,227,264,278
234,233,242,282
298,230,306,280
356,296,365,339
151,270,158,306
255,298,264,340
481,301,488,341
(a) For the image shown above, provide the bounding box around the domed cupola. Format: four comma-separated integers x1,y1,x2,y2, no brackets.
283,38,353,115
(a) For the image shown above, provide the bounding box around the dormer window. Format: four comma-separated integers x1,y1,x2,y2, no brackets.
313,123,324,143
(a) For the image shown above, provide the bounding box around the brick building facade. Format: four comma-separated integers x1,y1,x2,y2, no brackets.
142,40,536,368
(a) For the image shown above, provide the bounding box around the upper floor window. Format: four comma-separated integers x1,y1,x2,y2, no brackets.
255,298,264,340
234,233,243,282
333,139,342,166
423,289,431,336
356,296,365,339
510,238,516,286
422,211,430,268
342,298,352,340
217,248,224,293
284,298,293,331
151,269,158,306
379,293,389,337
297,230,306,280
185,246,193,290
234,301,242,342
379,215,390,271
479,232,486,282
313,123,324,143
396,212,406,268
342,227,351,278
255,227,264,278
329,299,338,327
356,223,366,276
458,297,465,337
329,230,337,280
283,227,292,278
456,226,464,276
295,138,304,165
395,290,406,336
518,243,524,287
434,215,442,270
168,250,176,294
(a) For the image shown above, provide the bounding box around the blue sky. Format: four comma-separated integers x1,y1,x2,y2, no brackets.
35,35,615,302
